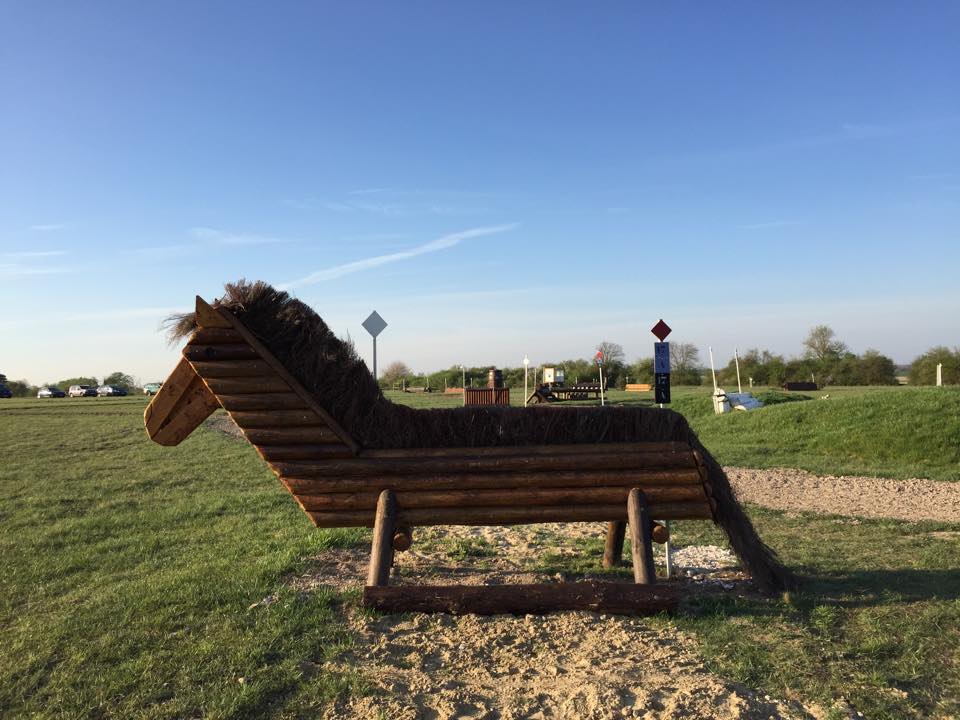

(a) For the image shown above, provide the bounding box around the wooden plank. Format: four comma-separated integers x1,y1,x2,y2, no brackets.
230,409,325,428
366,490,397,587
362,441,689,459
243,426,341,445
274,451,697,478
190,327,243,344
305,502,712,528
189,360,276,378
603,521,626,568
291,485,708,512
184,344,259,362
257,444,354,461
398,502,713,525
215,306,360,454
281,468,704,494
203,376,291,394
144,357,220,446
362,581,680,616
147,372,221,446
217,393,309,411
145,357,203,438
195,296,232,328
628,488,656,585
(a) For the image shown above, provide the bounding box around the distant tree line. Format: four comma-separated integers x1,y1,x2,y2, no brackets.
376,325,958,391
0,371,139,397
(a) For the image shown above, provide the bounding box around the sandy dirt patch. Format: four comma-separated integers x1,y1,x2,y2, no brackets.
284,524,812,719
725,467,960,522
320,610,808,720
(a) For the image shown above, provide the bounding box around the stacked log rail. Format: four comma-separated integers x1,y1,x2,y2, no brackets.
179,312,356,465
273,442,713,528
178,305,716,531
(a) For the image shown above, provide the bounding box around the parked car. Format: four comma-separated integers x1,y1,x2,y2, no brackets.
97,385,128,397
68,385,97,397
0,384,12,399
37,387,66,398
143,382,162,396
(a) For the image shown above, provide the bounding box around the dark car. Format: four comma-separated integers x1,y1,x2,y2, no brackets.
0,384,12,399
37,387,66,398
97,385,128,397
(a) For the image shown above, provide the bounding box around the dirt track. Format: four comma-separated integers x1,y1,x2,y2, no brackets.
725,467,960,522
304,524,811,720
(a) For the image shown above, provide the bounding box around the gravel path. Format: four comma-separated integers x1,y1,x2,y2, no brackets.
725,467,960,522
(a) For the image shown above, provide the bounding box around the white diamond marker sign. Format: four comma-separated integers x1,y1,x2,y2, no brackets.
362,311,387,338
362,311,388,381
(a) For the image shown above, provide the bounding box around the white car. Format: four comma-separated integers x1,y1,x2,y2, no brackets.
68,385,96,397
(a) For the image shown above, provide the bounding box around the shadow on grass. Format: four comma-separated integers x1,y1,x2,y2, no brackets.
686,567,960,621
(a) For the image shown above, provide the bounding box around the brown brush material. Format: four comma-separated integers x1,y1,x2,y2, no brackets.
165,279,797,593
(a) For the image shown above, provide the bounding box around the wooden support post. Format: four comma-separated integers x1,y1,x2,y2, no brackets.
603,521,626,568
627,488,656,585
392,525,413,552
362,581,680,616
651,521,670,544
366,489,397,587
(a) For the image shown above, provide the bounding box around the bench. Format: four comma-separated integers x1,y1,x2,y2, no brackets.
146,285,793,614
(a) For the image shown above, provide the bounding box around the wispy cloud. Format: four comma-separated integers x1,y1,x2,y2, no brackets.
128,244,196,259
0,263,68,278
29,222,68,232
279,223,519,291
285,188,494,217
3,250,68,258
190,227,296,246
737,220,801,230
67,307,186,322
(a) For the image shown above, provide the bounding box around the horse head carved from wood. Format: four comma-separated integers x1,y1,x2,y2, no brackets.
144,297,224,446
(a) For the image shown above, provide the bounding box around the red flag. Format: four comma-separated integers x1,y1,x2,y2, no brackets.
595,350,604,365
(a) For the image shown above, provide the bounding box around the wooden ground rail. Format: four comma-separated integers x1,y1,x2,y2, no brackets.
145,295,720,615
626,383,653,392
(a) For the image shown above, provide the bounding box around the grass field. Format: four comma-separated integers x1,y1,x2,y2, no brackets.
1,391,959,718
388,385,960,480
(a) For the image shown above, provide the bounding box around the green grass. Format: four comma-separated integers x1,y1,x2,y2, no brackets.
0,397,368,718
2,394,959,718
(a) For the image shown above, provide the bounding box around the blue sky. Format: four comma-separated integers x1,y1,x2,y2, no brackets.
2,3,958,385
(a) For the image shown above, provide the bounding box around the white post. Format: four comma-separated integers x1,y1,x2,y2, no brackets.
709,346,718,393
523,355,530,407
735,348,742,394
937,363,943,387
664,520,672,578
599,364,605,406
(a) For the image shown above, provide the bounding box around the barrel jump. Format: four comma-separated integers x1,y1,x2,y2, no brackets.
146,281,794,615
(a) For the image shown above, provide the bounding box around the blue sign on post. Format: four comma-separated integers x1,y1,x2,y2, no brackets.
654,342,670,374
650,320,672,405
654,372,671,404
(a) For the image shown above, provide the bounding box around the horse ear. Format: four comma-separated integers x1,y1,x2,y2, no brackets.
195,296,232,328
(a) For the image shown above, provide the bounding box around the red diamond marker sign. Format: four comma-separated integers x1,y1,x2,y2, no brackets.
651,319,672,341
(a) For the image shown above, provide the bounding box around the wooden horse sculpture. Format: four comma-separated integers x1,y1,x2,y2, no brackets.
146,284,794,614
